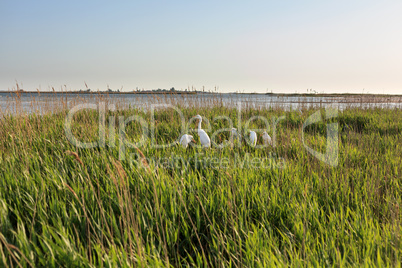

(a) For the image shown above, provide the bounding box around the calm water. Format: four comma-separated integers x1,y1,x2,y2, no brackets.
1,92,401,114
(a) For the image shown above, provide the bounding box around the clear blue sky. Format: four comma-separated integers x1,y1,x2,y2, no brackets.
1,0,401,94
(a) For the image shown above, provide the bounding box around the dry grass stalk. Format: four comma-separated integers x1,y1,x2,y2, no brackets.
112,159,127,179
134,146,151,172
106,163,118,188
64,183,79,200
65,150,84,166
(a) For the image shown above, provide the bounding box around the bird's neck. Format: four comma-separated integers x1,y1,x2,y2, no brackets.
198,119,202,130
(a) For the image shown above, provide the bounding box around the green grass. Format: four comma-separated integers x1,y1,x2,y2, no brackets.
0,104,401,267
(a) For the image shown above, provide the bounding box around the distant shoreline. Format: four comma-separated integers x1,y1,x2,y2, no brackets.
0,90,401,98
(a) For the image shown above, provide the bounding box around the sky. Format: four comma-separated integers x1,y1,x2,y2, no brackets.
1,0,402,94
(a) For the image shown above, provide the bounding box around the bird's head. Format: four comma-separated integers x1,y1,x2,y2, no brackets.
187,135,197,147
193,115,202,125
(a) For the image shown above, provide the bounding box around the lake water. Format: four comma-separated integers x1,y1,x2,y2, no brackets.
1,92,401,114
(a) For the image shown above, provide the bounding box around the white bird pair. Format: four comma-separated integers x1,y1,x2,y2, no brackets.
232,128,270,147
179,115,211,148
231,128,256,145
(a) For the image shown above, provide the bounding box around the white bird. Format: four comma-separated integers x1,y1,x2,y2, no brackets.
262,131,272,146
194,115,211,148
179,134,196,148
249,130,257,147
231,128,241,139
231,128,242,143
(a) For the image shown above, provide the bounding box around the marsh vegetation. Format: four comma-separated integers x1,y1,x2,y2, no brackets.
0,93,401,267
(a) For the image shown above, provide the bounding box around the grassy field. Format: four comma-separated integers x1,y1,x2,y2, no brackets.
0,99,401,266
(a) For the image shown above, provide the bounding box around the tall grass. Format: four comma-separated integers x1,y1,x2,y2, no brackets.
0,93,401,267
